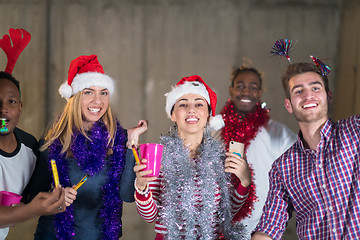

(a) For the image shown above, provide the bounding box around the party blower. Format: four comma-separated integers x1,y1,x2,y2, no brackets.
0,118,8,133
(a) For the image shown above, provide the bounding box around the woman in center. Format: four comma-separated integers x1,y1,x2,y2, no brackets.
134,75,250,239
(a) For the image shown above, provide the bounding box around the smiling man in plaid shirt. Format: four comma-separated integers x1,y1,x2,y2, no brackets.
252,62,360,240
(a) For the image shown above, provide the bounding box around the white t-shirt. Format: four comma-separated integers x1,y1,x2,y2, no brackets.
241,119,297,236
0,128,38,239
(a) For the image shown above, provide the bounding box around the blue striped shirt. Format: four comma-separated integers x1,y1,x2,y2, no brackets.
254,115,360,240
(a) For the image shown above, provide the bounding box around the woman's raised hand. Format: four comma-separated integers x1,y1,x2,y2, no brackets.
224,152,251,187
127,120,148,148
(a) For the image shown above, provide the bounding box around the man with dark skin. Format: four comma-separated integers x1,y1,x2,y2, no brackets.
220,66,296,237
229,69,263,117
0,72,42,238
0,75,22,152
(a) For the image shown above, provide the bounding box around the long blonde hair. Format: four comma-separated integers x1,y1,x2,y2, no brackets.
41,91,116,155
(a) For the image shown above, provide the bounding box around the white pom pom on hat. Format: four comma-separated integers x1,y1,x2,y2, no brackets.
58,82,73,99
58,55,114,99
164,75,224,130
209,114,225,131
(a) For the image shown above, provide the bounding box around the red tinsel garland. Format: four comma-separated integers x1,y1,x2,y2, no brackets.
221,99,270,222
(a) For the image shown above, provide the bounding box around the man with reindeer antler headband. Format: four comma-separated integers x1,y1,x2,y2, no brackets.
252,40,360,240
0,28,66,239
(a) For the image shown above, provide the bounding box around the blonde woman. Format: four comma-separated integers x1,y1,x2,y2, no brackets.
134,75,250,239
30,55,147,240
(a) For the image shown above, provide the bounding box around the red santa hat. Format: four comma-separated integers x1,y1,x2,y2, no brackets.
165,75,224,130
59,55,114,99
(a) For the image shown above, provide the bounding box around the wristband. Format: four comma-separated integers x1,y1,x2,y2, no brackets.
127,139,139,149
134,191,152,205
134,178,150,197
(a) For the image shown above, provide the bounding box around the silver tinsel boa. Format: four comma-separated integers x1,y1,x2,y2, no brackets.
158,129,247,239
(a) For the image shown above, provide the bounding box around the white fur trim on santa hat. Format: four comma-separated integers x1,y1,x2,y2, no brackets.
209,114,225,131
165,81,210,118
59,72,114,99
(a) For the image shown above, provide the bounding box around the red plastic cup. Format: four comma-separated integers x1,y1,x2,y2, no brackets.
139,143,163,177
0,191,22,206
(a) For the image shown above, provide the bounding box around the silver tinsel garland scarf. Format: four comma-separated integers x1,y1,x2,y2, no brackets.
158,129,247,240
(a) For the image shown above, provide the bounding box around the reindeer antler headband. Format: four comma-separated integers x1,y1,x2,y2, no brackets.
0,28,31,74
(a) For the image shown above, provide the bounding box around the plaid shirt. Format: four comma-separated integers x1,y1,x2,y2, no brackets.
254,115,360,240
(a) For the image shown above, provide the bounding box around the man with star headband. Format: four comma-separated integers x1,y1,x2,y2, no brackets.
253,42,360,239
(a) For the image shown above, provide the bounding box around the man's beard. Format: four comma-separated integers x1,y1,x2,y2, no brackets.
292,104,328,124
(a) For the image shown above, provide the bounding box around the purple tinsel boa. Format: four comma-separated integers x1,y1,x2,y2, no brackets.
48,120,127,240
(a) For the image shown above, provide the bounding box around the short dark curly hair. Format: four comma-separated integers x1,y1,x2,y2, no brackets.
0,71,21,93
230,66,263,89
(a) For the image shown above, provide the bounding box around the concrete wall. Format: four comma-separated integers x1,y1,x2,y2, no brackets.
0,0,346,239
334,0,360,120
